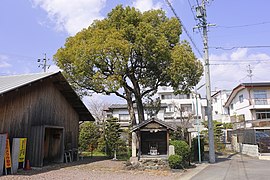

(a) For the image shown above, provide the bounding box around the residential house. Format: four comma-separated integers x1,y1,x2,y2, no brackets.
224,82,270,130
0,72,94,167
211,90,231,123
105,86,207,136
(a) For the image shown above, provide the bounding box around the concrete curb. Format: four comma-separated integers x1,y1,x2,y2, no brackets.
180,162,209,180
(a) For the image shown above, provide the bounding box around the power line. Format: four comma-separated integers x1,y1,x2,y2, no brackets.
194,0,200,6
215,21,270,29
0,52,36,60
164,0,203,58
210,45,270,50
187,0,203,40
210,59,270,62
210,62,270,66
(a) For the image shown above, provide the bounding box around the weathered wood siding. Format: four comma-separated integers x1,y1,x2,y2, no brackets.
0,78,80,166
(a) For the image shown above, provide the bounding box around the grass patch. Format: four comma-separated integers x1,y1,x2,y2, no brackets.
82,151,106,157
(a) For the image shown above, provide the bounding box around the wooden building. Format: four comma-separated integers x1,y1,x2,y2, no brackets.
0,72,94,167
131,118,176,159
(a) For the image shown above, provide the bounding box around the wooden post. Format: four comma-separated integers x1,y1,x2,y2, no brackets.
167,130,170,156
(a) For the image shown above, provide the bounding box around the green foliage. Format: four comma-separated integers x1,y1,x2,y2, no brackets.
190,137,204,162
202,120,225,152
79,122,100,151
168,154,182,169
144,97,161,118
96,136,106,153
223,122,233,129
104,118,122,157
170,126,188,141
170,140,190,167
54,5,203,124
115,138,130,160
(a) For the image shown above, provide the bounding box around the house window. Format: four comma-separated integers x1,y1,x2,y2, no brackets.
256,110,270,120
166,104,175,113
119,114,130,122
239,95,243,103
161,94,172,99
254,90,267,105
181,104,192,112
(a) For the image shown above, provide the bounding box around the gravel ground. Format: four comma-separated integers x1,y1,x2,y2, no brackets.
0,157,188,180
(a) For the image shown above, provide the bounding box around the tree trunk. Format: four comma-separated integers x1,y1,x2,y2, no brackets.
135,95,145,123
113,150,117,160
132,80,145,123
124,87,136,126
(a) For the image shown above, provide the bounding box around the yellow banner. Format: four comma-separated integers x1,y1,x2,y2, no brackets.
4,139,12,168
19,138,27,163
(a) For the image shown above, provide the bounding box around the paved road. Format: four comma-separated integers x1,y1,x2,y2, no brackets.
191,153,270,180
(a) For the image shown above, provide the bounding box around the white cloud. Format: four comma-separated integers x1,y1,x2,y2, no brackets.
0,55,11,68
132,0,162,12
206,49,270,91
47,64,61,73
32,0,107,35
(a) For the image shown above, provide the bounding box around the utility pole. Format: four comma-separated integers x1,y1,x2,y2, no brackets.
38,53,50,72
195,0,215,163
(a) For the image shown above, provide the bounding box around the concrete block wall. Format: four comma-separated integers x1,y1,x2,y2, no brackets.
240,144,259,157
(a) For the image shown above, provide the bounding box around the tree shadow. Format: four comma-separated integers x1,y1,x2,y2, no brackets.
216,152,239,163
14,156,110,176
203,151,239,163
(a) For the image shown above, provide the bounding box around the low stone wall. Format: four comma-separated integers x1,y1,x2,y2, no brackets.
231,134,259,157
231,143,259,157
240,144,259,157
127,157,169,170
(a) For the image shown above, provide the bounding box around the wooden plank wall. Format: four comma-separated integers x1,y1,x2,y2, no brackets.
0,78,80,166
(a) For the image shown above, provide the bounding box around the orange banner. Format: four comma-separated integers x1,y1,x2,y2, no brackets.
4,138,12,168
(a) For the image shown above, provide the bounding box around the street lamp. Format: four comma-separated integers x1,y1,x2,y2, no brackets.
194,83,205,163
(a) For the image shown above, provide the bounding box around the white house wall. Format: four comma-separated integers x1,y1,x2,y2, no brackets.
229,89,253,121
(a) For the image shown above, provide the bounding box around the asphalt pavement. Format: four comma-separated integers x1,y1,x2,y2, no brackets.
188,153,270,180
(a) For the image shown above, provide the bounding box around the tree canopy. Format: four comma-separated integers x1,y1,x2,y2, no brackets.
54,5,203,125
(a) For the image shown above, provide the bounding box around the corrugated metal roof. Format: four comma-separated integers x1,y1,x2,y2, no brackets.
0,71,94,121
0,72,57,95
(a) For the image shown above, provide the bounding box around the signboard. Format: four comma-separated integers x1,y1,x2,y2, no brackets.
0,134,7,176
12,138,27,173
4,138,12,168
19,138,27,163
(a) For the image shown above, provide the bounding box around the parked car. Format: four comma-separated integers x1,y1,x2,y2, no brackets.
256,131,270,153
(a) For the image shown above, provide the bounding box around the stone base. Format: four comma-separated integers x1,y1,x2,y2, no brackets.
126,157,169,170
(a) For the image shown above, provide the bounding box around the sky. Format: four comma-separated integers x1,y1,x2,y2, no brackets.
1,0,270,103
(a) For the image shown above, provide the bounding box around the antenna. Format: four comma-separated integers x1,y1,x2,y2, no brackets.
38,53,50,72
247,64,253,83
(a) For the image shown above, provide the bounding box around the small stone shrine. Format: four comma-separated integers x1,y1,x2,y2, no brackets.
131,118,176,159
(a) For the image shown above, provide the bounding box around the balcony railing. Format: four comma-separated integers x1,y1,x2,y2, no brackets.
251,98,270,105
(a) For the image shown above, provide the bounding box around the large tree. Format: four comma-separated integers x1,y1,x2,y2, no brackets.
54,5,203,125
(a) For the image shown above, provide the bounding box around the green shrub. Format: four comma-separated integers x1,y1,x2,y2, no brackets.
168,154,182,169
191,137,204,162
170,140,190,167
79,122,100,151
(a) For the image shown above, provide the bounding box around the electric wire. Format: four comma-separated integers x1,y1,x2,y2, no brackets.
194,0,200,6
210,59,270,62
215,21,270,29
210,46,270,50
164,0,203,58
187,0,203,40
